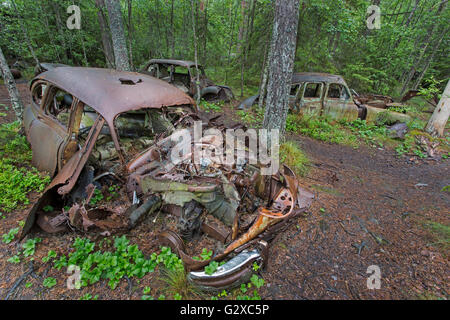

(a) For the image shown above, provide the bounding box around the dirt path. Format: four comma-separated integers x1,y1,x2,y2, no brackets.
0,84,448,300
261,135,449,299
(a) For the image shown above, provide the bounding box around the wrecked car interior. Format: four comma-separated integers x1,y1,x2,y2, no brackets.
139,59,235,102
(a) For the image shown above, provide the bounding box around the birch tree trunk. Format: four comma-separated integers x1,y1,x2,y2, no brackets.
0,47,24,120
105,0,131,71
425,79,450,137
262,0,300,136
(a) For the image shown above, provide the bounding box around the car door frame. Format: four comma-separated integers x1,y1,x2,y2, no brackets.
24,81,75,177
322,82,358,121
296,81,324,117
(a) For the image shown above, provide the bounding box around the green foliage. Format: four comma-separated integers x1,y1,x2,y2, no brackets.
43,277,57,289
204,261,219,275
250,274,265,289
53,236,183,290
236,275,264,300
80,293,98,300
42,205,54,213
173,293,182,300
7,255,21,264
418,77,445,101
192,248,213,261
106,185,120,201
0,122,50,213
236,108,264,127
89,188,104,206
286,115,359,147
2,227,20,244
279,141,309,177
346,119,387,147
22,238,42,258
42,250,57,263
200,100,223,112
422,221,450,251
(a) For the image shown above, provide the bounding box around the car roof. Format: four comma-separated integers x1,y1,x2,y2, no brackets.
148,59,202,68
33,67,195,123
292,72,347,85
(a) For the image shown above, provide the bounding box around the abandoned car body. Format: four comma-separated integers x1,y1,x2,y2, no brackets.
238,72,411,124
21,67,312,290
139,59,234,102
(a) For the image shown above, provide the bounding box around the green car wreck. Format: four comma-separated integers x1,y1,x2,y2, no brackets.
238,72,411,124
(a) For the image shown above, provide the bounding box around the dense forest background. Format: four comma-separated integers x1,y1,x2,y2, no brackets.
0,0,449,98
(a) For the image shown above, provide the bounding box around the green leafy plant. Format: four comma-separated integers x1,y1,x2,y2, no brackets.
80,293,98,300
22,238,42,257
2,227,19,244
173,293,182,300
280,141,309,177
200,100,223,112
89,188,104,206
192,248,213,261
53,236,183,290
204,261,219,275
43,277,57,288
7,255,20,264
42,250,57,263
0,122,50,213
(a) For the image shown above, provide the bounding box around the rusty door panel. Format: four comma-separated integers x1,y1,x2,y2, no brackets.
323,83,358,121
323,99,359,121
23,103,38,138
297,82,323,117
28,117,65,176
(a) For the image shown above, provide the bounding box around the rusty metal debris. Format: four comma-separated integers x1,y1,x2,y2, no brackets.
139,59,234,102
20,66,313,291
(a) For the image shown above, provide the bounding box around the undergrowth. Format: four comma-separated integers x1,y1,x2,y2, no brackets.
280,141,309,177
52,236,184,290
0,121,50,213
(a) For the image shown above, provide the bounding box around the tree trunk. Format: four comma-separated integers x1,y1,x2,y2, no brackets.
105,0,131,71
425,79,450,137
400,1,446,94
262,0,300,136
236,0,247,55
127,0,134,70
95,0,115,68
258,41,270,110
170,0,175,57
413,27,448,90
0,47,24,120
190,0,201,105
202,0,209,65
50,1,69,63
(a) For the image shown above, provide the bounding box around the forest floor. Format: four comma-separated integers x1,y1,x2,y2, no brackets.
0,83,448,300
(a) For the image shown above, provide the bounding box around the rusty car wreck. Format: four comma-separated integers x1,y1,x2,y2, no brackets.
21,67,312,290
139,59,234,102
238,72,411,124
